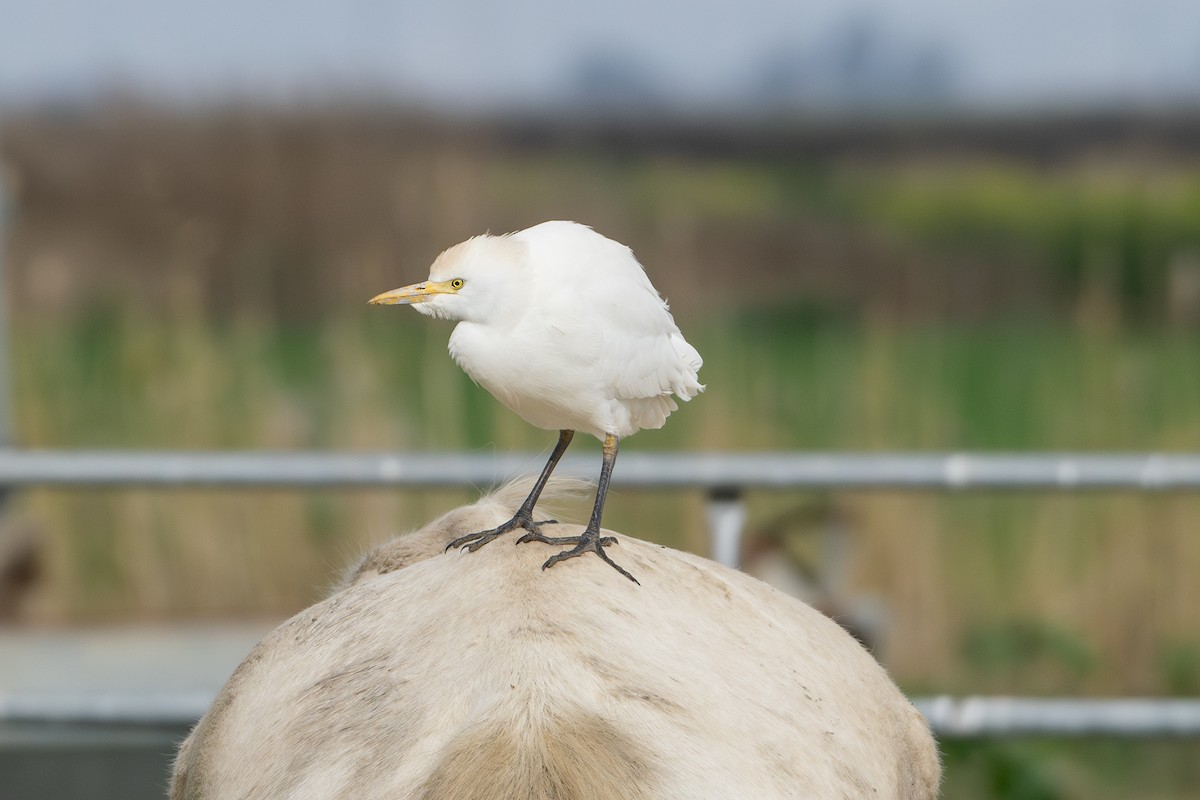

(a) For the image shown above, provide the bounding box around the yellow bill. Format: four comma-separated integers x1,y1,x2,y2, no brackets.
368,280,456,305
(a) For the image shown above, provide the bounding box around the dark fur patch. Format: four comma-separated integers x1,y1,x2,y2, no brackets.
417,711,658,800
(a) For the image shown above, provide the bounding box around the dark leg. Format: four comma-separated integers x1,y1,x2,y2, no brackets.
446,430,574,552
541,433,639,584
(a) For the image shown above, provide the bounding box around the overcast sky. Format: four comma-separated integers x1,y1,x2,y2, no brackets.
2,0,1199,111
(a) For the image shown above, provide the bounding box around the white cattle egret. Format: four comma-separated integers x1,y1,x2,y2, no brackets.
370,221,703,582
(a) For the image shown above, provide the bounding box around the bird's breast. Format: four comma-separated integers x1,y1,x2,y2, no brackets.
448,321,613,436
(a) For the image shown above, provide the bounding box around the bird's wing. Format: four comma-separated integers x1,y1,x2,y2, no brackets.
599,286,703,402
520,222,704,402
554,263,702,402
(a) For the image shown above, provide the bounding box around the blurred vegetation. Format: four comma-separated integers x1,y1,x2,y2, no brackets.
2,108,1200,798
939,738,1200,800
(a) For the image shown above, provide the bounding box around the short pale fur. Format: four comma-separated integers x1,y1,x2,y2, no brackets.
172,480,940,800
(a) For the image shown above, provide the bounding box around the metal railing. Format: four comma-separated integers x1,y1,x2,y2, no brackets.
3,690,1199,739
5,449,1200,490
914,696,1200,737
6,448,1200,574
3,446,1199,739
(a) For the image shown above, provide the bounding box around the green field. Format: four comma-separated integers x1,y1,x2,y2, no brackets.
14,311,1200,697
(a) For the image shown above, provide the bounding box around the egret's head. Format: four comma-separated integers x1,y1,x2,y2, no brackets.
369,235,527,323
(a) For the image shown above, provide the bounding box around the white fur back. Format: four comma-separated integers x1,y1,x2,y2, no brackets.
172,482,939,800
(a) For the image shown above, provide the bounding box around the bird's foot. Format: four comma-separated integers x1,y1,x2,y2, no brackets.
542,528,640,585
446,510,555,553
514,523,581,546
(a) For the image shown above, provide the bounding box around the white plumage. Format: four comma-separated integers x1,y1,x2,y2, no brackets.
370,221,703,581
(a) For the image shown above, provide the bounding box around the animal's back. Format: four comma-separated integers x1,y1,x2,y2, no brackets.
172,486,940,800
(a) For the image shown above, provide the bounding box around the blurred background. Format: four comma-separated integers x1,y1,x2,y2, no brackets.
2,1,1200,797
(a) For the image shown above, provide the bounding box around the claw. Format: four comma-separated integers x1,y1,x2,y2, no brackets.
541,529,639,584
448,513,637,584
446,512,538,552
515,529,579,546
446,509,569,552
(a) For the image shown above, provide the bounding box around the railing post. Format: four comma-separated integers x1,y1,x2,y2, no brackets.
0,150,12,512
706,487,745,569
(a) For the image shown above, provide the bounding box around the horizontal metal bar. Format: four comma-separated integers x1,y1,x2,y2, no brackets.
0,724,190,749
3,691,1199,737
914,696,1200,737
0,691,213,727
3,449,1200,490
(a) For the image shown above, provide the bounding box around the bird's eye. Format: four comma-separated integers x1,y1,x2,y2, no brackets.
451,279,464,290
